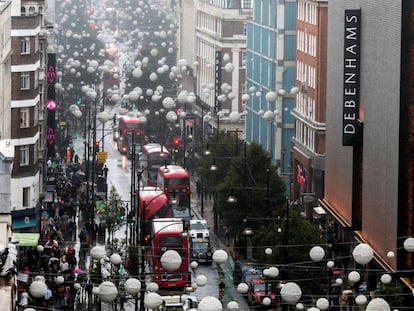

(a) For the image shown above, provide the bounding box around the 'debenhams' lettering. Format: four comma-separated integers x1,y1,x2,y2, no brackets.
343,10,361,146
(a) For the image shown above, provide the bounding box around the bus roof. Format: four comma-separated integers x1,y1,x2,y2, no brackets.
118,115,141,123
152,218,184,234
139,187,166,201
142,143,169,154
159,164,189,177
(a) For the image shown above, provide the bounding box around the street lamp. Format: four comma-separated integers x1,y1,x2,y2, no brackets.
97,110,112,152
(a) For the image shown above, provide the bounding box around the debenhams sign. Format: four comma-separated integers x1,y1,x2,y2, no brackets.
343,9,361,146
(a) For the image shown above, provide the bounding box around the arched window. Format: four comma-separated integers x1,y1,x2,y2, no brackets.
28,7,35,15
21,7,26,16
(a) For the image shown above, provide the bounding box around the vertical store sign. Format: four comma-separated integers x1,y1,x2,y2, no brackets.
343,10,361,146
214,50,222,114
47,53,56,158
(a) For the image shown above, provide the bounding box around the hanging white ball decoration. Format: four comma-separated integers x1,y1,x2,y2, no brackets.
228,111,241,123
198,296,223,311
309,246,325,262
144,292,163,309
165,111,178,122
355,294,368,306
237,282,248,294
212,249,228,264
316,297,329,310
352,243,374,265
222,53,231,62
262,297,271,306
195,274,207,287
265,248,273,255
225,62,235,72
265,91,277,102
380,274,392,284
280,282,302,304
403,237,414,252
149,72,158,81
162,97,175,109
132,68,143,78
366,298,390,311
348,271,361,283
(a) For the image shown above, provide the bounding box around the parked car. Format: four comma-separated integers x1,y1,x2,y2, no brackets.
247,278,277,307
232,260,263,285
188,219,210,240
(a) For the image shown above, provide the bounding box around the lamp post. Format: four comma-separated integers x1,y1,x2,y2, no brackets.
97,110,112,152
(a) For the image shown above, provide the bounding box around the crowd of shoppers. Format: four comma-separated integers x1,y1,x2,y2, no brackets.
16,154,98,310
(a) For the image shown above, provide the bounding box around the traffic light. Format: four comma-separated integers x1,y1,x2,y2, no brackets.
76,97,81,106
127,212,135,226
117,266,124,275
142,234,151,246
94,141,100,153
173,137,180,152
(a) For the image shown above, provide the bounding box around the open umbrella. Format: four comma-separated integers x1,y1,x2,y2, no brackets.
72,267,83,274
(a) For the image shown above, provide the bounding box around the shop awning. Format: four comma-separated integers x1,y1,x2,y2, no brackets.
12,233,40,246
11,208,38,229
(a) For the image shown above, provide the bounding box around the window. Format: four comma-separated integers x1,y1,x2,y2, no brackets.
35,35,39,52
34,69,39,88
20,145,29,166
21,7,26,16
21,72,30,90
21,37,30,54
23,187,30,207
20,108,30,128
28,7,35,15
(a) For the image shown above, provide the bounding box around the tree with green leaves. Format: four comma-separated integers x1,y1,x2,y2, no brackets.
99,186,125,244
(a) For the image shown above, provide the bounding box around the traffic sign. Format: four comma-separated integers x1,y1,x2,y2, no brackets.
96,151,108,163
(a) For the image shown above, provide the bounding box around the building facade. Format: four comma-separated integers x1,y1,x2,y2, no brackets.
194,0,252,136
10,0,46,227
291,0,327,214
245,0,296,176
321,0,414,300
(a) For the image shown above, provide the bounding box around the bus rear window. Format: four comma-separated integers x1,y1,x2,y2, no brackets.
159,236,182,248
165,178,189,186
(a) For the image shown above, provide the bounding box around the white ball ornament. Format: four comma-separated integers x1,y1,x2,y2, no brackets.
280,282,302,304
387,251,395,258
195,274,207,287
198,296,223,311
265,248,273,255
403,237,414,252
316,297,329,310
160,250,182,272
212,250,228,264
262,297,271,306
237,282,248,294
355,294,368,306
380,274,392,284
227,301,239,310
309,246,325,262
352,243,374,265
366,298,390,311
348,271,361,283
190,261,198,269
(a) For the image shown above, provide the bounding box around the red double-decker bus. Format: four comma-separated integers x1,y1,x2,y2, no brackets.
117,115,145,156
147,218,190,290
139,143,170,187
139,186,170,241
157,165,191,224
102,68,120,90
